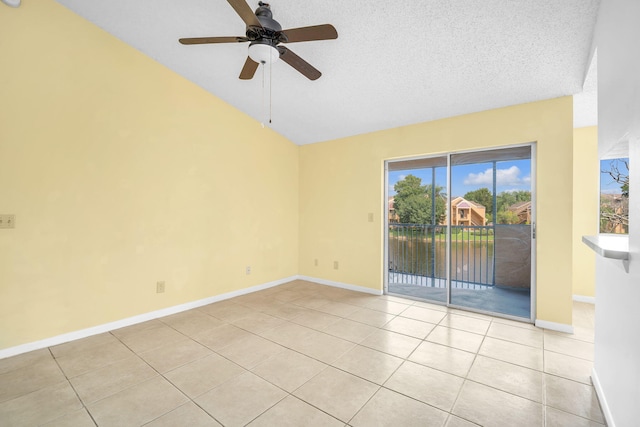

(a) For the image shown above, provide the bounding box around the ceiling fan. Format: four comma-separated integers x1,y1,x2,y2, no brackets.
179,0,338,81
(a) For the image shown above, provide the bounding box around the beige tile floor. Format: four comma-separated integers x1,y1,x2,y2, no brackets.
0,280,605,426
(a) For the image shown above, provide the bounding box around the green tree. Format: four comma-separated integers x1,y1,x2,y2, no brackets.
393,175,445,224
497,210,520,224
396,193,432,224
426,184,447,224
494,190,531,224
464,188,493,214
496,190,531,213
496,192,515,213
464,188,531,224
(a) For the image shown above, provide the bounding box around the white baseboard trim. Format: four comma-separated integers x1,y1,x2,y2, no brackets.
592,367,615,427
297,275,383,295
534,319,574,334
573,294,596,304
0,275,297,360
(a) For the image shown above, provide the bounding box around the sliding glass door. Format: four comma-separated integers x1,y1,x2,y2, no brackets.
385,145,535,320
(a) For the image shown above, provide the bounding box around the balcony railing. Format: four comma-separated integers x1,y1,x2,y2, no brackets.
388,223,495,288
450,225,494,286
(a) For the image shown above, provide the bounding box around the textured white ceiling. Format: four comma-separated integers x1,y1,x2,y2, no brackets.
53,0,600,144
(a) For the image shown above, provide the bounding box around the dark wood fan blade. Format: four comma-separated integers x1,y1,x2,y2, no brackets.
277,46,321,80
227,0,263,28
281,24,338,43
179,36,248,45
239,56,259,80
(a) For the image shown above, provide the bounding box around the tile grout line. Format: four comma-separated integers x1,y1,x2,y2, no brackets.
345,383,383,425
161,300,375,425
136,320,260,426
46,346,99,427
224,288,394,424
215,292,424,424
95,327,208,425
542,353,548,427
446,317,491,423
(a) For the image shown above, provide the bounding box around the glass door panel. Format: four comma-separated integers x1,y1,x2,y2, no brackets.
449,148,532,318
387,156,448,303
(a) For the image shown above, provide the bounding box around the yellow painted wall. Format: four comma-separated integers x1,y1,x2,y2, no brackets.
299,97,574,325
572,127,598,297
0,1,298,349
0,1,580,351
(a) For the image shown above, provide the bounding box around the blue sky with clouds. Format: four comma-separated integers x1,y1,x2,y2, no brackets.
389,159,532,197
389,157,629,197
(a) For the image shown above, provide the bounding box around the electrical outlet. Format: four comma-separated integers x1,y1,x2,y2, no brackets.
156,281,165,293
314,259,318,267
0,214,15,229
246,266,251,275
333,261,339,270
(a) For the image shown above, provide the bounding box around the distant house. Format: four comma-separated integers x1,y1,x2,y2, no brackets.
388,197,399,223
507,201,532,224
390,195,487,225
450,197,486,226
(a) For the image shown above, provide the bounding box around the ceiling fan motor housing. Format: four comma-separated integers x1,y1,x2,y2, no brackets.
246,2,286,45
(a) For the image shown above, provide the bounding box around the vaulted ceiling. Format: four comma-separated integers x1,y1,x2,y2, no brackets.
54,0,600,145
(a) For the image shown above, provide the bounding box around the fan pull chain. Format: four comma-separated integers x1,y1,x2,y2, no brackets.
259,60,273,127
261,62,266,128
269,58,273,124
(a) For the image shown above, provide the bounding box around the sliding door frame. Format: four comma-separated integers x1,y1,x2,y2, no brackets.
383,153,449,298
383,142,537,323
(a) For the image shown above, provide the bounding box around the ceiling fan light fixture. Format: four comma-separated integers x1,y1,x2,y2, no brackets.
1,0,22,7
248,43,279,64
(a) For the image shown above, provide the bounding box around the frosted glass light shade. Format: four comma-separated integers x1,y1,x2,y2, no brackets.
2,0,22,7
248,44,279,64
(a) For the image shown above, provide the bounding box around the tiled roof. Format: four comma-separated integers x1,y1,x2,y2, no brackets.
508,201,531,213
